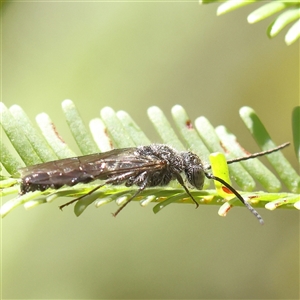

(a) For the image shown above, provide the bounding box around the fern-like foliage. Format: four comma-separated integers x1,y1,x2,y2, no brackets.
201,0,300,45
0,100,299,219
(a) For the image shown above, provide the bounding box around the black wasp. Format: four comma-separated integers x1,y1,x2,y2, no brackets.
19,143,290,223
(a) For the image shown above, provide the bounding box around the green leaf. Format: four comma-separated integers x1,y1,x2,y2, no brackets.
215,125,282,192
36,112,76,159
147,106,185,150
216,0,257,16
62,99,99,155
195,116,256,191
267,8,300,38
9,105,58,163
239,106,300,193
100,106,136,148
209,152,233,199
89,118,113,152
203,0,300,45
0,102,299,219
248,1,295,24
0,102,42,167
0,140,22,175
285,19,300,45
116,110,151,146
171,105,210,159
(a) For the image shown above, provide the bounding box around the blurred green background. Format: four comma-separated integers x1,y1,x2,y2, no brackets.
1,1,299,299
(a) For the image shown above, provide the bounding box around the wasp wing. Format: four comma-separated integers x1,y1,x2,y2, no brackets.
19,148,165,193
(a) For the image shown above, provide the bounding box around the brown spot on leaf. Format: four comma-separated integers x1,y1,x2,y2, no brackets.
104,128,114,149
51,122,65,143
222,186,233,194
220,141,229,153
185,120,193,129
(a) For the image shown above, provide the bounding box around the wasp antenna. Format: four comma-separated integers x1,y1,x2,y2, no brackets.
227,142,290,165
205,172,264,225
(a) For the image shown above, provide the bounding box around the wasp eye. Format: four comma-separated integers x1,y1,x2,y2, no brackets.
181,152,205,190
188,166,205,190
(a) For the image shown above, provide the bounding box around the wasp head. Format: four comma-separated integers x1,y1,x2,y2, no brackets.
181,151,205,190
